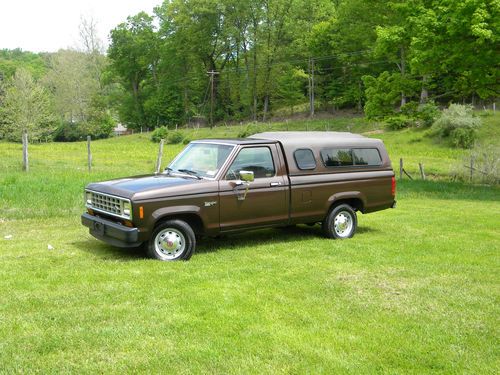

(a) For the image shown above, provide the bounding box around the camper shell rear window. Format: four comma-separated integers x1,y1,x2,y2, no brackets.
321,148,382,167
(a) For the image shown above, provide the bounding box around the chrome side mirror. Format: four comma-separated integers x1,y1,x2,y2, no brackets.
234,170,254,200
239,170,254,182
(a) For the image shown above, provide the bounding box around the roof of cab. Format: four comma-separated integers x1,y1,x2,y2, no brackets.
192,138,278,145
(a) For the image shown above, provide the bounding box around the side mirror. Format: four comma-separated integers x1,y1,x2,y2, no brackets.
239,170,254,183
234,170,254,201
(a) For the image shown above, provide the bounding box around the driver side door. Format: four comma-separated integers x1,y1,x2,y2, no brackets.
218,145,289,231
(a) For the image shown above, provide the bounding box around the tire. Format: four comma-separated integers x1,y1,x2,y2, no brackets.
147,219,196,261
322,204,357,239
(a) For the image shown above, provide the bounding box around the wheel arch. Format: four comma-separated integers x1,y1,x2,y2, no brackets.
326,191,366,214
151,206,205,235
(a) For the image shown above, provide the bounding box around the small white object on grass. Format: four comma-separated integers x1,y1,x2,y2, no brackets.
48,244,54,250
4,235,12,240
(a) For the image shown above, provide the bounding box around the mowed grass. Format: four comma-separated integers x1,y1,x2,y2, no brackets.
0,115,499,373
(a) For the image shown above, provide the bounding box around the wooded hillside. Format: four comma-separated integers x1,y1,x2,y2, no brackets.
0,0,498,135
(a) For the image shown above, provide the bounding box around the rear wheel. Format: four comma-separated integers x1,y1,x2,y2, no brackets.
147,219,195,261
322,204,357,239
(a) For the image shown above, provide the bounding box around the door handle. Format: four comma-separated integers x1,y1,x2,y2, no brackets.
270,182,282,187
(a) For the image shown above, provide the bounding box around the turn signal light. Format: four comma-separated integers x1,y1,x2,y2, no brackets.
139,206,144,219
87,208,94,216
391,176,396,197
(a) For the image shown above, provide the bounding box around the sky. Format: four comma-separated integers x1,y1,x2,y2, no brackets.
0,0,161,53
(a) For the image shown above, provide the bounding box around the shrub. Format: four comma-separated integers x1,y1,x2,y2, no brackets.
167,131,184,144
53,116,114,142
416,102,439,127
385,115,414,130
151,126,168,142
432,104,481,148
452,145,499,185
450,127,476,149
182,137,191,145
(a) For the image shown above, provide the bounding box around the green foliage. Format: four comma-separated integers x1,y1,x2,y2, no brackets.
0,68,57,142
363,72,402,118
53,119,114,142
432,104,482,148
166,131,184,144
450,127,477,149
400,101,440,127
151,126,168,142
385,115,414,130
237,123,260,138
416,102,440,127
0,49,47,80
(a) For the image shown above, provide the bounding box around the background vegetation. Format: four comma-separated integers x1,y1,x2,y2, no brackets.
0,0,498,141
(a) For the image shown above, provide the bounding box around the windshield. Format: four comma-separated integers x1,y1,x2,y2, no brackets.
167,142,234,179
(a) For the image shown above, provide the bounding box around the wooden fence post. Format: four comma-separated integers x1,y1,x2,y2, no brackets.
22,130,28,172
399,158,403,180
155,139,165,174
419,163,426,180
470,156,474,182
87,136,92,172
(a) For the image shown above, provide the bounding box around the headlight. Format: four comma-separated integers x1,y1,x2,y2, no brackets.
123,201,132,218
85,191,92,205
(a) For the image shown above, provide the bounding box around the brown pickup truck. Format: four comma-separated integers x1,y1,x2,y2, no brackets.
82,132,396,261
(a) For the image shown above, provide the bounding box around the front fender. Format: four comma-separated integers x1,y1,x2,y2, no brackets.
151,205,201,221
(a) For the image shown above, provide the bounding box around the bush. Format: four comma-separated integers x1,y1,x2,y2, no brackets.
151,126,168,142
432,104,481,148
53,116,114,142
385,115,414,130
450,127,476,149
167,131,184,144
416,102,439,127
182,137,191,145
452,145,499,185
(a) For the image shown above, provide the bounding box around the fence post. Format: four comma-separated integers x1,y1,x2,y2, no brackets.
155,139,165,174
419,163,426,180
87,136,92,172
470,156,474,182
22,130,29,172
399,158,403,180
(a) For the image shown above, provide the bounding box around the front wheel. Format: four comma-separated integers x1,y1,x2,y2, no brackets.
322,204,357,239
148,219,196,261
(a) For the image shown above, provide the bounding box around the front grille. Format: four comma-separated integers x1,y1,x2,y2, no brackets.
87,191,127,217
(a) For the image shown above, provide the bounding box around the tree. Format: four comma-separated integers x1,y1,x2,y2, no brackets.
0,68,56,142
276,67,307,115
108,12,159,129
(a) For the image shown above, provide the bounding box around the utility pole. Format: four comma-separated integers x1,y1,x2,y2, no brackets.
308,58,315,118
207,70,219,128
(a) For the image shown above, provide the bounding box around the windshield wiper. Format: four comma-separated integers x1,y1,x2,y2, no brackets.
177,169,202,180
164,167,173,175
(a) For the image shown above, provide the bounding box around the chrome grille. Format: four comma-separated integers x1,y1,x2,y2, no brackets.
87,191,126,217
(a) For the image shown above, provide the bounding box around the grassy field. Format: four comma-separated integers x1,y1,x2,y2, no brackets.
0,115,499,373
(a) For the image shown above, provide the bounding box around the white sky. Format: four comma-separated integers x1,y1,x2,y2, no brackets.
0,0,162,53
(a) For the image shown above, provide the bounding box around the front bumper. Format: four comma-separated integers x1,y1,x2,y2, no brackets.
81,213,142,248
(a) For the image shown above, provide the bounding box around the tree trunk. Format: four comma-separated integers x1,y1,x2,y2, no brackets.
400,46,407,108
263,95,269,121
420,75,429,104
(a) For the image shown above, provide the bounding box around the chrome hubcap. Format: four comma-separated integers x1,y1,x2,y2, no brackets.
334,211,353,238
155,228,185,259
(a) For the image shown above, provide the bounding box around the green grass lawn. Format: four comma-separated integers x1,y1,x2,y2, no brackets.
0,115,499,373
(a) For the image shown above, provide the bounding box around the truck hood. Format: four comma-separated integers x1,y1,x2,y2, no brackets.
86,174,217,200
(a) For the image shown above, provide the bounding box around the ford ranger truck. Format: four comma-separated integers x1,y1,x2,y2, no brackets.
81,132,396,261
